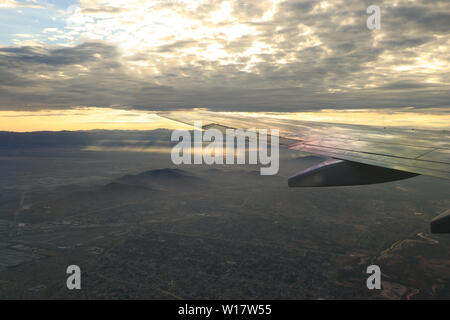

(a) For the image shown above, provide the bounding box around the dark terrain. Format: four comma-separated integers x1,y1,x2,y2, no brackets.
0,130,449,299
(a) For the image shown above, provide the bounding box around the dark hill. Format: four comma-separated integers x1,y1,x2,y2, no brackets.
17,168,201,223
115,168,201,188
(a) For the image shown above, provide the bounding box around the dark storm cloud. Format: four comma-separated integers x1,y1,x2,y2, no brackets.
387,5,450,33
0,42,117,66
378,80,446,90
154,40,204,53
0,0,449,111
379,36,435,48
285,1,315,13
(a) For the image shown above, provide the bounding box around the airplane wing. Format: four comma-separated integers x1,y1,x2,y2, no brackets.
159,109,450,181
159,109,450,233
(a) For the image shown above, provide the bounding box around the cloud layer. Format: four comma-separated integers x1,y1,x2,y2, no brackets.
0,0,449,111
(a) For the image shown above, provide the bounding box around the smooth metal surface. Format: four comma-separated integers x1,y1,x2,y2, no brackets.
160,110,450,181
431,209,450,234
288,159,418,187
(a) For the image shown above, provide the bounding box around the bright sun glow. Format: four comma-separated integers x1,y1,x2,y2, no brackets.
0,107,190,132
2,107,448,132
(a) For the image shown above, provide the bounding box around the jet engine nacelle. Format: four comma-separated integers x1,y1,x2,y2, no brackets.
288,159,418,188
289,159,450,233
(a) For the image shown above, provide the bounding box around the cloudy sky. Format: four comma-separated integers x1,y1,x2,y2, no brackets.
0,0,449,120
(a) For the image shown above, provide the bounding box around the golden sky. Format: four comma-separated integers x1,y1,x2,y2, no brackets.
1,107,448,132
0,108,189,132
